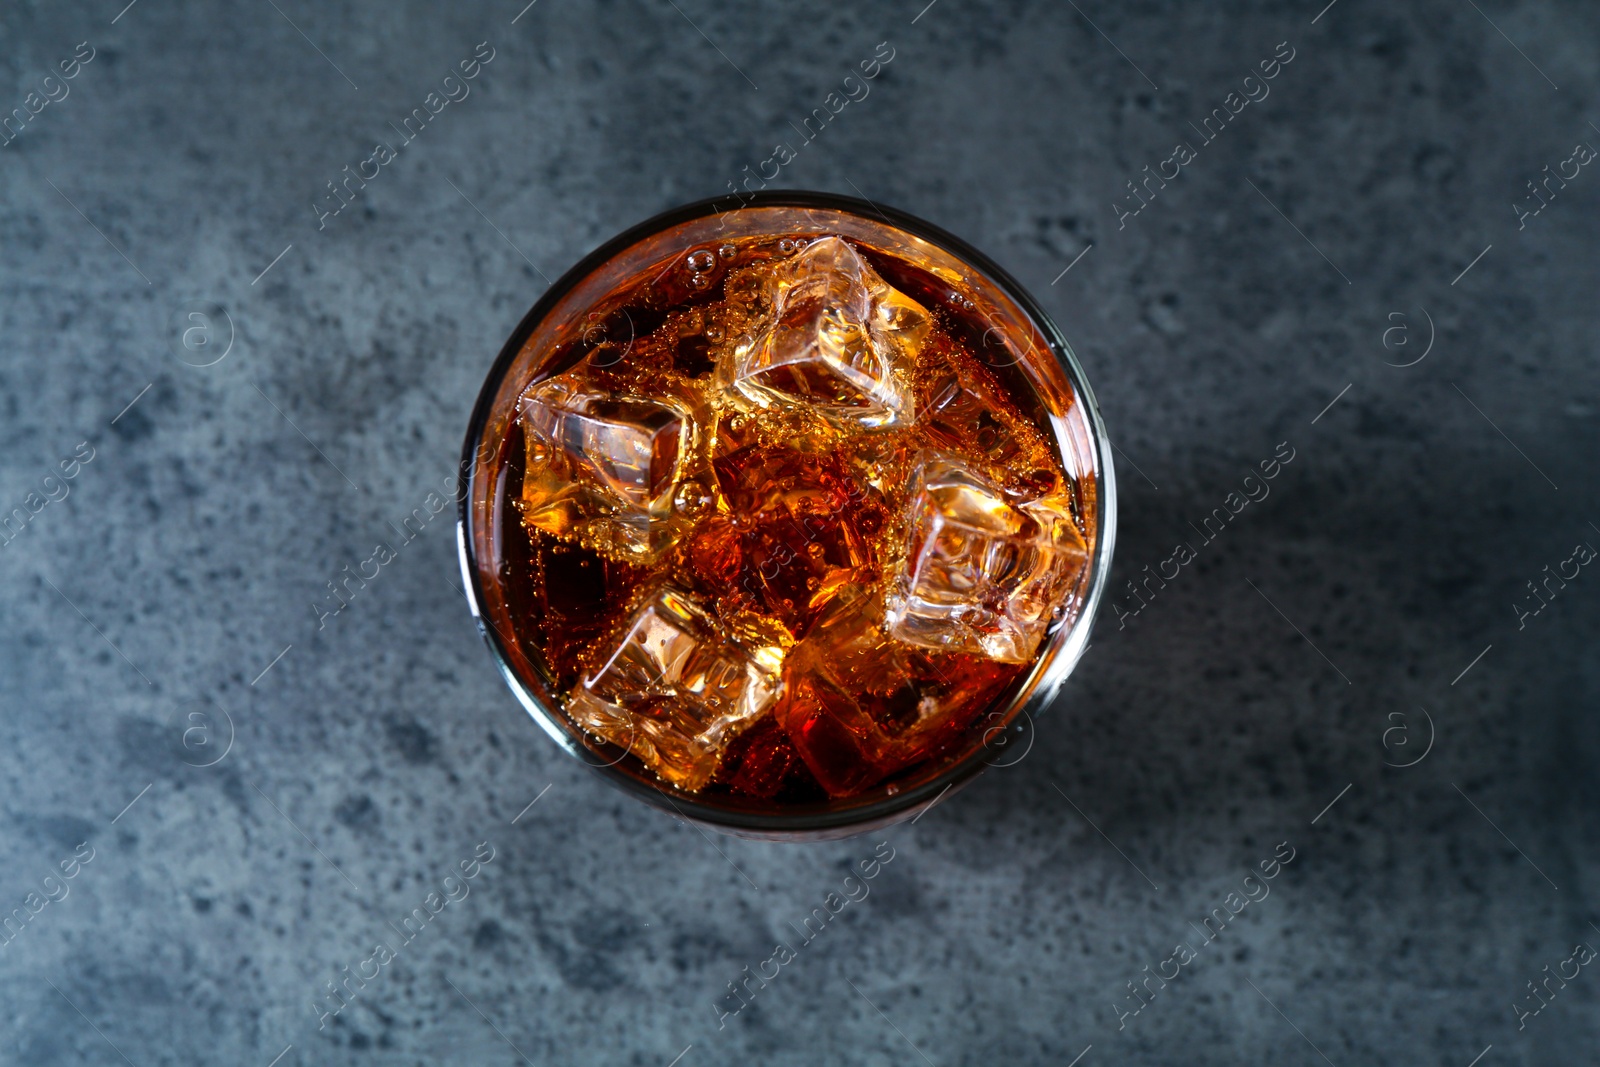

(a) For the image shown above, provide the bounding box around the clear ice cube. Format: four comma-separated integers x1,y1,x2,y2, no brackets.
886,452,1087,663
519,372,700,560
564,584,785,791
722,236,929,430
781,587,1013,796
923,367,1033,475
692,440,880,631
779,588,911,795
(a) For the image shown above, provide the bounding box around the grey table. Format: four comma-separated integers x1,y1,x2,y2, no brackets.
2,1,1596,1064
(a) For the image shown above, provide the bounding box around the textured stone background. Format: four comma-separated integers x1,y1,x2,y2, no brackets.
2,1,1597,1064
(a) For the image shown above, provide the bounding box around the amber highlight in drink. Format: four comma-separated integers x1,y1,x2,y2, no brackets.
461,195,1113,831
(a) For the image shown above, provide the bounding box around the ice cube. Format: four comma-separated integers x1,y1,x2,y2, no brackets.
722,236,929,430
519,372,702,560
564,584,786,791
781,673,892,797
780,587,1013,796
780,590,911,796
687,441,884,634
923,367,1035,475
886,452,1088,663
718,716,804,799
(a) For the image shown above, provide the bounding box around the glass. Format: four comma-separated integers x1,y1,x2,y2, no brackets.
458,192,1117,838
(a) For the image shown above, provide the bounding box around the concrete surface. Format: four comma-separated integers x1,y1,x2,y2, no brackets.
1,0,1597,1064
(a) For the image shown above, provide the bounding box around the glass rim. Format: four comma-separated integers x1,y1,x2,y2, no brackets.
457,189,1119,839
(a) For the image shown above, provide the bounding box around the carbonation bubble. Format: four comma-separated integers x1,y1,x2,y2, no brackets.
673,478,712,516
687,249,717,273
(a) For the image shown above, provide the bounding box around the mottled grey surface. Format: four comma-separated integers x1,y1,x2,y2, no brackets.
2,0,1597,1064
